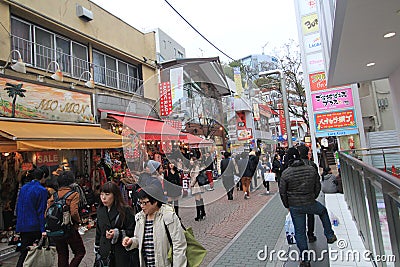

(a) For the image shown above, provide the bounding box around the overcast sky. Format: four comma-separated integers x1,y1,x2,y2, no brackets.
90,0,299,63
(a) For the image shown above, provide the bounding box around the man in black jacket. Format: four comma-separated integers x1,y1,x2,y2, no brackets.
279,147,336,267
241,150,259,199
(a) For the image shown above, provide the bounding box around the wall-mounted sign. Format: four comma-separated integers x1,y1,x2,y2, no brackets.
301,13,319,35
233,67,244,98
298,0,317,15
237,128,252,141
170,67,183,106
36,151,59,167
316,128,359,138
278,103,287,136
0,78,94,123
253,103,260,121
315,109,357,131
158,81,172,116
306,52,324,73
303,33,322,54
312,87,354,111
309,71,327,92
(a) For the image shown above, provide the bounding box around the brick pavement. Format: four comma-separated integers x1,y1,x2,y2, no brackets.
0,177,282,267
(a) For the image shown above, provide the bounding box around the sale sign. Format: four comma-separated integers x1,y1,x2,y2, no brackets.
158,82,172,116
315,109,357,131
309,72,327,92
36,151,59,166
312,87,354,111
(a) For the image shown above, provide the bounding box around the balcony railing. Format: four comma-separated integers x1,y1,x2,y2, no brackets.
10,35,144,96
339,148,400,267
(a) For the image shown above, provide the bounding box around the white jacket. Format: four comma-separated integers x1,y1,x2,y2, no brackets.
127,204,187,267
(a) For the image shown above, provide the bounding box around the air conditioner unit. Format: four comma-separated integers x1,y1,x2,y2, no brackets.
76,5,93,21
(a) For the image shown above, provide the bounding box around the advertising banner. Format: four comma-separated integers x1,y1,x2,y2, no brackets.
306,52,324,73
315,109,357,131
312,87,354,111
301,13,319,35
170,67,184,105
278,103,287,136
303,33,321,54
158,81,172,116
309,71,327,92
233,67,244,97
0,77,93,123
36,151,59,167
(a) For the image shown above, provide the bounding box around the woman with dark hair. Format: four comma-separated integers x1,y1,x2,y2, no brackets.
220,152,237,200
272,153,283,185
189,157,206,221
95,181,138,266
49,171,86,267
164,160,182,217
122,185,187,267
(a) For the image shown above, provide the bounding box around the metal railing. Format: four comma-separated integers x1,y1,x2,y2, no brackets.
10,35,144,95
339,148,400,267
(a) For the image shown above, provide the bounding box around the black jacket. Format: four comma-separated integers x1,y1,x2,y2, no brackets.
279,159,321,208
95,205,138,266
243,155,259,177
164,169,182,198
220,158,236,190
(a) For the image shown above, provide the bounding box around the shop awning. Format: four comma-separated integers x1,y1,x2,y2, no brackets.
0,120,130,151
109,114,186,141
184,133,214,148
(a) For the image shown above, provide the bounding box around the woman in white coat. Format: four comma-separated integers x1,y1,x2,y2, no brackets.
122,185,187,267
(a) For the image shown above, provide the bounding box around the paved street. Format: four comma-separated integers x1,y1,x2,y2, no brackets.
0,178,286,267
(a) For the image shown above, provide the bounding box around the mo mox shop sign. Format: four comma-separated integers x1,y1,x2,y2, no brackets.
0,77,94,123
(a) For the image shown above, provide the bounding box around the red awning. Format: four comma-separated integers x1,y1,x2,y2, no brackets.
184,133,213,148
109,114,186,141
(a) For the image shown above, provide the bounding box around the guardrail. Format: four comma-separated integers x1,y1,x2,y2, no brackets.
339,150,400,267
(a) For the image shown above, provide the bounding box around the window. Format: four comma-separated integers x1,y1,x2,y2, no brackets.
11,16,88,78
93,49,140,93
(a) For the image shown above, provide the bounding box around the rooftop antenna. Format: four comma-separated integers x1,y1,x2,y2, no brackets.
262,42,269,55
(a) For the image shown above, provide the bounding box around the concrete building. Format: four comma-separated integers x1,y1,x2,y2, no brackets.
154,28,185,63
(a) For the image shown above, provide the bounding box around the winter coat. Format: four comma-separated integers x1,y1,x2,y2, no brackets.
126,204,187,267
279,159,321,208
220,158,237,191
96,205,137,266
242,155,259,177
190,165,204,195
47,187,81,228
321,173,338,193
16,180,48,233
271,159,283,179
164,169,182,198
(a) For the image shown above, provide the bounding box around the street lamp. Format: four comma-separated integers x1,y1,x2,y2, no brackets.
259,69,293,148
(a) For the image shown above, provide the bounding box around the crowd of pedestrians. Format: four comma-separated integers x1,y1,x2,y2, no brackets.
12,144,343,267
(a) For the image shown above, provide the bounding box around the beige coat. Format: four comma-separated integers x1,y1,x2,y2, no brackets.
127,204,187,267
190,165,204,195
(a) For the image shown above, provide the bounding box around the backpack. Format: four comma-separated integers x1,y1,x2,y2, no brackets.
45,190,75,239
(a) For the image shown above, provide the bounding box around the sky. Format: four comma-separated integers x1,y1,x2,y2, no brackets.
90,0,299,63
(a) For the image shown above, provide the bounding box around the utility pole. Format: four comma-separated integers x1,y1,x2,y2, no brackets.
259,69,293,148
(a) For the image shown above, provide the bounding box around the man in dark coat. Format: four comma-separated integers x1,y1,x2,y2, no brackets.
279,147,336,267
297,144,320,243
220,152,238,200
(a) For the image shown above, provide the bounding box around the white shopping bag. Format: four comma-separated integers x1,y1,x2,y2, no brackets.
284,213,296,244
264,172,276,182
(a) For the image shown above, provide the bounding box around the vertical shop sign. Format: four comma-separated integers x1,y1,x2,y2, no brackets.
278,103,287,136
233,67,244,97
253,103,260,121
158,82,172,116
170,67,184,105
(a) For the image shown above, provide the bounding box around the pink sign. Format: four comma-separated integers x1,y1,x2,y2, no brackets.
312,87,353,112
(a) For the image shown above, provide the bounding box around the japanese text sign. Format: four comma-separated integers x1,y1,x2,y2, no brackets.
158,82,172,116
309,71,327,92
315,109,357,131
312,87,354,111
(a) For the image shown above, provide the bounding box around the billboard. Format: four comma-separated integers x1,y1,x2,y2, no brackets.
315,109,357,131
309,71,327,92
312,87,354,112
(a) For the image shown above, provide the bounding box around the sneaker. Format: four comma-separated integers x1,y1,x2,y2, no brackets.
266,190,270,194
327,234,337,244
308,235,317,243
299,261,311,267
244,192,247,199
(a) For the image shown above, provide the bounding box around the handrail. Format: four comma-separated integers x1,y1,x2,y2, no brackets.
339,151,400,189
341,145,400,153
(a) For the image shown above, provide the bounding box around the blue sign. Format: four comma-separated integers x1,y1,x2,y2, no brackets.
315,128,359,137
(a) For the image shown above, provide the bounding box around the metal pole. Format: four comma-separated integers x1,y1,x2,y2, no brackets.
259,69,293,148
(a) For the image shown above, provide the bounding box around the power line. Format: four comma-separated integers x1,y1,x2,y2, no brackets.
164,0,236,61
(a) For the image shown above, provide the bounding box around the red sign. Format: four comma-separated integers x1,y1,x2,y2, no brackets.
315,110,356,131
309,71,327,92
158,82,172,116
236,111,246,129
278,103,287,136
21,162,33,171
36,151,59,166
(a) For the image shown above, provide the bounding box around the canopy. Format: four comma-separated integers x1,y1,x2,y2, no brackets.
109,114,186,141
185,133,213,148
0,120,130,151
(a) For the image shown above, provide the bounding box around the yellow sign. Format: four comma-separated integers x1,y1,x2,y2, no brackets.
233,67,244,97
301,13,319,35
0,77,94,123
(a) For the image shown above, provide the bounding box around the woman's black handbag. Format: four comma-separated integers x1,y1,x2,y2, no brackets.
93,252,112,267
196,171,209,186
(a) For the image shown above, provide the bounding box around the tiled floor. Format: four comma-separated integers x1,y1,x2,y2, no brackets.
325,193,373,267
